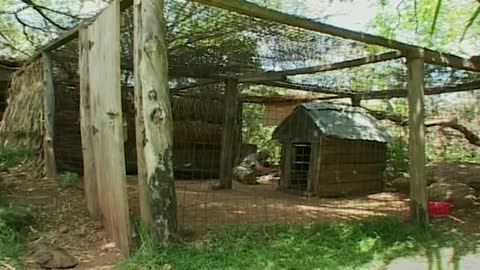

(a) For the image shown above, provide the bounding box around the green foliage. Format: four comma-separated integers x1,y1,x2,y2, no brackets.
386,136,409,180
242,103,281,164
0,207,34,232
0,221,25,268
373,0,480,53
56,171,80,189
0,146,32,171
118,217,458,270
462,5,480,40
0,193,27,268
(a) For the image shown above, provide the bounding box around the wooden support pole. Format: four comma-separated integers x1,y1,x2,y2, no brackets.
133,0,150,228
42,52,57,179
135,0,177,245
234,102,243,166
219,79,240,189
351,96,362,107
406,56,429,226
79,29,100,219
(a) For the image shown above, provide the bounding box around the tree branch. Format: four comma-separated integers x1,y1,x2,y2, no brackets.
363,107,480,147
21,0,69,30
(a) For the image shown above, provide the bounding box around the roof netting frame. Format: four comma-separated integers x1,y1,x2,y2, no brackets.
29,0,480,100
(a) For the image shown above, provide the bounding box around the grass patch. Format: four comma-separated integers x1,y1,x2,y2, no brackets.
118,217,460,270
56,171,80,189
0,194,27,269
0,146,32,171
0,221,25,268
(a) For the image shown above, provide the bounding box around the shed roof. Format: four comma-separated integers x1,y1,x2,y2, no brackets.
273,102,392,143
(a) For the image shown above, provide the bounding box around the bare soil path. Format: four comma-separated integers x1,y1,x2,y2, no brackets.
2,168,123,269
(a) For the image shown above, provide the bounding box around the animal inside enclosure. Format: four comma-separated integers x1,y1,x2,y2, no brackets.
273,103,391,197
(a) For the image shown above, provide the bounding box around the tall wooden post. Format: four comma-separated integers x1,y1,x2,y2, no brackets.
133,0,150,228
42,52,57,179
79,28,100,219
234,102,243,166
219,79,240,189
134,0,177,245
406,55,429,225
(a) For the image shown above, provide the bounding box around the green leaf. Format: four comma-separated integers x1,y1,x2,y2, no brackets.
461,5,480,41
430,0,442,35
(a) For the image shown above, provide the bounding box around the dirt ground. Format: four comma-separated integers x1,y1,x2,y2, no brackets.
126,176,410,237
2,169,123,269
2,163,479,269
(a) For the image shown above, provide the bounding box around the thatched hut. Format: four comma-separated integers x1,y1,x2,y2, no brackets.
273,102,391,197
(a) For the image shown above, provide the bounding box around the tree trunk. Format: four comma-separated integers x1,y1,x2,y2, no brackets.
133,0,151,228
135,0,177,245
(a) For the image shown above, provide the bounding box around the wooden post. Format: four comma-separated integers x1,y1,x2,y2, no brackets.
234,102,243,166
135,0,177,245
406,55,429,226
79,28,100,219
351,96,361,107
42,52,57,179
219,79,240,189
87,0,131,255
133,0,151,228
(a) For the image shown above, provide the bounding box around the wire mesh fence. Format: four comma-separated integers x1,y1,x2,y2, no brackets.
5,0,478,240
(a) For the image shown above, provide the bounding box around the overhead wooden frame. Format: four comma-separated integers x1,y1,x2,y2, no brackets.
189,0,480,72
237,51,404,80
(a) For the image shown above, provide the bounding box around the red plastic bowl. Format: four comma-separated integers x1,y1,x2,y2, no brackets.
428,201,454,216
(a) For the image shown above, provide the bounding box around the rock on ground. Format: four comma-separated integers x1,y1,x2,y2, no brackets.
32,243,78,269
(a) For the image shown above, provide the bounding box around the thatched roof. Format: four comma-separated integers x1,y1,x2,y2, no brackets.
273,102,391,143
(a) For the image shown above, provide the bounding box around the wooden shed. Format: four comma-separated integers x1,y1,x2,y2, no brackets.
273,102,391,197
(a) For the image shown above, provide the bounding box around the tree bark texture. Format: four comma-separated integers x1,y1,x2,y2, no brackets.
135,0,177,245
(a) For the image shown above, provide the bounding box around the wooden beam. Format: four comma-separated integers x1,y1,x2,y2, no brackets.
136,0,177,245
79,28,100,219
219,79,240,189
238,51,404,80
42,52,57,180
189,0,480,72
133,0,150,231
261,81,354,97
406,56,429,226
29,0,133,62
356,80,480,100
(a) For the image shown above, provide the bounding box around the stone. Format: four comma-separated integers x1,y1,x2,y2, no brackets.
32,243,78,269
428,183,477,208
